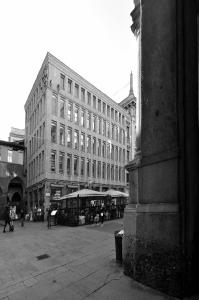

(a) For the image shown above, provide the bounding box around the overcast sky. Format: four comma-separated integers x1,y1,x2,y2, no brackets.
0,0,138,141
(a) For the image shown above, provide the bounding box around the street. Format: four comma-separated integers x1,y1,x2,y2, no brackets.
0,219,179,300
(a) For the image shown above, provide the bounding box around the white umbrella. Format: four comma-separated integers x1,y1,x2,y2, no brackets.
60,189,106,200
104,189,129,198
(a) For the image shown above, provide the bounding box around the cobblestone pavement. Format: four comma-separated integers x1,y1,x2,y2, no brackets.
0,219,191,300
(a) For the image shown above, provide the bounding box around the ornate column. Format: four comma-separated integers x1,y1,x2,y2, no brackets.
123,0,199,298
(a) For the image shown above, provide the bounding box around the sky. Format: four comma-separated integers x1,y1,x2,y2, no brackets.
0,0,138,141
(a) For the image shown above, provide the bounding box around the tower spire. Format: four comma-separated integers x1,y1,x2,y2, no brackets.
129,71,134,95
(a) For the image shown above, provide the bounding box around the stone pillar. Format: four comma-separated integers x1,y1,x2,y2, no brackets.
123,0,199,298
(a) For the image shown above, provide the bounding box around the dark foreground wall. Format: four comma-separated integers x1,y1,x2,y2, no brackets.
123,0,199,298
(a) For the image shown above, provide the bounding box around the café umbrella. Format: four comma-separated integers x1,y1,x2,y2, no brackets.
104,189,129,198
60,189,107,200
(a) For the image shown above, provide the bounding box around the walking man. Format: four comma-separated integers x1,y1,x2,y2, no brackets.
20,208,25,227
3,206,11,233
47,207,52,229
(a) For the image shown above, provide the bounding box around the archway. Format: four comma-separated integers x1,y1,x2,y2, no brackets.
8,177,24,214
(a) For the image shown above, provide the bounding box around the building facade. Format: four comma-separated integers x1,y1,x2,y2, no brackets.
9,127,25,142
24,53,132,213
0,140,25,218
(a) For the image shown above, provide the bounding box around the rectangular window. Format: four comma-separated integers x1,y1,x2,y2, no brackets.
107,105,110,117
111,145,114,160
107,142,110,159
98,99,101,112
51,121,57,143
67,127,72,147
103,102,106,114
93,115,97,132
68,79,72,94
119,128,122,144
98,117,102,134
111,108,114,119
81,88,85,101
74,105,79,124
87,112,91,129
87,92,91,105
60,98,65,118
107,122,110,138
115,166,118,181
119,148,122,162
102,163,106,179
87,159,91,177
119,113,121,124
115,126,119,142
74,156,79,176
60,74,65,90
8,150,12,163
123,149,125,163
93,96,96,109
87,135,91,153
122,115,125,126
123,129,125,145
74,130,79,150
107,164,110,180
103,120,106,136
102,141,106,158
127,150,130,162
111,165,114,181
127,126,130,140
98,139,101,156
75,83,79,97
97,161,101,178
38,153,41,176
92,137,96,155
51,150,56,172
42,151,44,173
81,109,85,127
80,157,85,176
52,94,58,116
115,146,118,161
92,160,96,178
81,132,85,151
115,111,118,122
59,152,64,174
67,102,72,121
67,154,72,175
42,122,45,145
112,124,115,140
119,167,122,181
60,124,65,145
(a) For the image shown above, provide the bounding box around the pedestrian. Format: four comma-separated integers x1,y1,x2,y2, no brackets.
3,206,11,233
20,208,25,227
100,210,104,226
47,207,52,229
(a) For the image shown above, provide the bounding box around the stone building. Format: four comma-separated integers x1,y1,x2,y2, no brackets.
119,71,136,160
123,0,199,298
24,53,133,213
9,127,25,142
0,140,25,217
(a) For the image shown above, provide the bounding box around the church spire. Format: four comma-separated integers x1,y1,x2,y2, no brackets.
129,71,134,95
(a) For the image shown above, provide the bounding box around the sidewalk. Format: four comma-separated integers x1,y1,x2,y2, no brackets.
0,220,197,300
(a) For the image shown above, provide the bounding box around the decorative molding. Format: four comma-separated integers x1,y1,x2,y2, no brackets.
126,203,179,213
125,148,179,171
130,1,140,37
